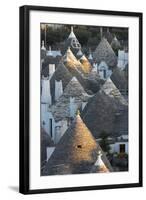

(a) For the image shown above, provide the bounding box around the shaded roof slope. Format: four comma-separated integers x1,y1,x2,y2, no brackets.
41,128,54,164
79,55,92,73
51,77,90,121
69,67,104,95
93,37,117,67
111,67,128,94
50,62,73,103
62,47,84,73
111,36,121,50
103,29,113,44
100,78,127,105
81,79,128,138
62,26,81,55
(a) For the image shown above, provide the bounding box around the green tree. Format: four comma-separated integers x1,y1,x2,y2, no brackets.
99,131,110,153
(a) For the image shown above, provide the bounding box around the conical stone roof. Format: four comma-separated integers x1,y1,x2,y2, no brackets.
51,77,90,122
63,47,84,73
43,115,112,175
69,67,104,95
100,78,127,105
51,62,72,89
111,67,128,94
62,77,88,98
50,62,73,103
62,26,81,55
93,37,117,67
81,79,128,138
88,53,93,61
103,29,113,44
111,36,121,50
79,55,92,73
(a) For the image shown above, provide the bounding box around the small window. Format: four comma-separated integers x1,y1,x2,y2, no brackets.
77,145,82,149
120,144,125,153
49,118,53,138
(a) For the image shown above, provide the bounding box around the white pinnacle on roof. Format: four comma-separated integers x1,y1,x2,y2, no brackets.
94,151,109,173
100,27,103,39
63,47,82,69
64,47,77,61
98,61,109,69
47,46,53,56
68,26,76,38
111,36,121,49
80,55,88,61
77,48,83,57
41,40,46,50
113,36,118,41
88,53,93,60
71,76,78,82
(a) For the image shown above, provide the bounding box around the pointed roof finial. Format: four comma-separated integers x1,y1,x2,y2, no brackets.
93,150,110,172
76,109,80,116
48,45,53,56
97,150,102,157
68,26,76,38
100,27,103,40
71,26,73,32
41,40,46,50
114,35,117,40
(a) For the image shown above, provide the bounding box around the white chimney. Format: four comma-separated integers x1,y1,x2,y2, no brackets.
48,45,53,56
41,76,52,105
81,102,87,111
69,97,77,118
117,50,128,70
41,40,46,50
100,27,103,40
48,64,55,78
55,80,63,101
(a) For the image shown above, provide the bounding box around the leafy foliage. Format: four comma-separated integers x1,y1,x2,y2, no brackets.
41,24,128,51
99,131,111,153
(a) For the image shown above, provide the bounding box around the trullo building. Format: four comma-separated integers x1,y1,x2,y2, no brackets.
43,114,112,175
93,37,117,68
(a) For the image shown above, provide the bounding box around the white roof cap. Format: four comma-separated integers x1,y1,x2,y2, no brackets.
68,26,76,38
48,46,53,56
41,40,46,50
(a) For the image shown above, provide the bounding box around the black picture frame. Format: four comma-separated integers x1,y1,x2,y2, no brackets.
19,5,143,194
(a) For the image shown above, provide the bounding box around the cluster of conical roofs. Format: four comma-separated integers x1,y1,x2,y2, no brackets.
41,25,128,175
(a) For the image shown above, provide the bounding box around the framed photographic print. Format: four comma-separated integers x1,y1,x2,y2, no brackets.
19,5,143,194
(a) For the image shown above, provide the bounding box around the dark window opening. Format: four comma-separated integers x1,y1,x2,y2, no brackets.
77,145,82,149
120,144,125,153
103,69,106,78
49,118,53,138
